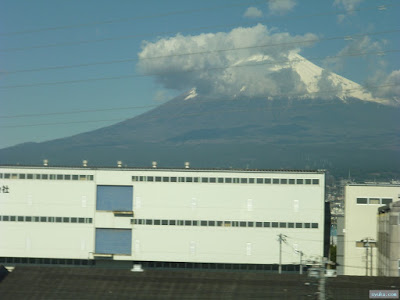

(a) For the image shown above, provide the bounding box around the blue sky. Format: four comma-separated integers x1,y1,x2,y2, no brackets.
0,0,399,149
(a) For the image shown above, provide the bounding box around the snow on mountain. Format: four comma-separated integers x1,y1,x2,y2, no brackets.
184,88,198,100
233,51,392,105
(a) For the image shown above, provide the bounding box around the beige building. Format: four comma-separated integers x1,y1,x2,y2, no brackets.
337,183,400,276
377,200,400,277
0,165,326,271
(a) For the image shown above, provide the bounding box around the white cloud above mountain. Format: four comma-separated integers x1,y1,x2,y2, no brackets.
137,24,317,99
244,7,263,18
334,0,363,10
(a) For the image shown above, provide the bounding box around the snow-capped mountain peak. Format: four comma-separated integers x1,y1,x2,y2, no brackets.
184,88,198,100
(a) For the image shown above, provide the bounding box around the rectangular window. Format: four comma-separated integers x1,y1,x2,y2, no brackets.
279,222,287,228
280,179,287,184
170,177,177,182
146,219,153,225
96,185,133,211
86,218,93,223
56,217,62,223
256,178,263,184
154,220,161,225
272,179,279,184
71,217,77,223
249,178,255,184
218,178,224,183
185,220,192,226
186,177,193,183
217,221,223,226
232,221,239,227
72,175,78,180
248,222,254,227
40,217,47,222
193,177,199,183
155,176,162,182
356,198,368,204
57,175,63,180
49,174,56,180
272,222,278,228
27,174,33,179
265,178,271,184
312,179,319,185
381,198,393,205
289,179,295,184
240,178,248,184
64,175,71,180
288,222,294,228
4,174,10,179
17,216,24,221
78,218,85,223
11,174,18,179
192,220,198,226
369,198,380,204
233,178,240,183
263,222,270,227
48,217,55,222
10,216,16,221
312,223,318,228
202,177,208,183
34,174,41,179
41,174,48,180
63,217,70,223
168,220,175,225
256,222,262,227
162,177,169,182
179,177,185,182
296,179,303,184
95,228,132,255
201,221,207,226
3,216,9,221
132,176,139,181
19,174,26,179
162,220,168,225
296,223,303,228
240,221,246,227
225,178,232,183
208,221,215,226
305,179,311,185
147,176,154,182
209,177,216,183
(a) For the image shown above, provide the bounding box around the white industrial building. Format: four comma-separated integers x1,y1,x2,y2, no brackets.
337,183,400,276
0,164,326,271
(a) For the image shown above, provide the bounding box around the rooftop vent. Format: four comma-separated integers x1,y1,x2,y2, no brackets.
152,161,157,168
185,162,190,169
43,159,48,166
117,161,122,168
82,160,88,167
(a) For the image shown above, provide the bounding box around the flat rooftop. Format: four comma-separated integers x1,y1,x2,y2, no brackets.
0,266,398,300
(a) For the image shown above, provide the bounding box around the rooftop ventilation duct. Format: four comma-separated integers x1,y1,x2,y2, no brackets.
185,162,190,169
43,159,48,166
152,161,157,168
117,161,122,168
83,160,88,167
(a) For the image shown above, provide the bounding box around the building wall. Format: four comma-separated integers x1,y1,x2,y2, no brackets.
342,184,400,276
0,166,325,267
377,201,400,277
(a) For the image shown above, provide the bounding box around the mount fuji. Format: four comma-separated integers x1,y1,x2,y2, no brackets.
1,54,399,179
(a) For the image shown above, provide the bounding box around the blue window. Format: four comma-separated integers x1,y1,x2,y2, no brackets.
95,228,132,255
96,185,133,211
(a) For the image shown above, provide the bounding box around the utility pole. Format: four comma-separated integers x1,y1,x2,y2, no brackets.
365,239,369,276
277,234,287,274
318,257,327,300
298,250,304,275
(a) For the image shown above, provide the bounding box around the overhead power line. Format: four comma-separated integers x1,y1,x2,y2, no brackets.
1,29,399,75
0,3,398,53
1,83,397,128
0,49,398,89
0,0,267,36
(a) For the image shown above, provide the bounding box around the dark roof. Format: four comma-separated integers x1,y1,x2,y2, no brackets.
0,266,399,300
0,164,325,174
